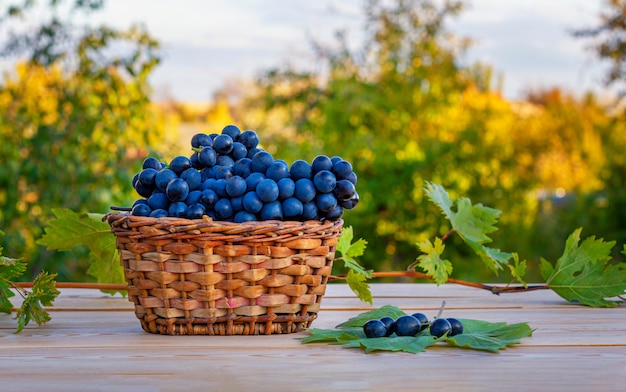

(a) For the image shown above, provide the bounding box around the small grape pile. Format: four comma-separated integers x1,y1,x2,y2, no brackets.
129,124,359,222
363,313,464,338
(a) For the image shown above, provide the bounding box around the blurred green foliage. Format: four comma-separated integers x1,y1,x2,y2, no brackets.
238,0,626,282
0,0,163,280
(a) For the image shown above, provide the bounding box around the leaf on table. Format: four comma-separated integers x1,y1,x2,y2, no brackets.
13,271,60,333
36,208,125,292
303,306,533,354
540,228,626,307
447,318,534,353
336,305,407,328
344,334,441,354
415,237,452,285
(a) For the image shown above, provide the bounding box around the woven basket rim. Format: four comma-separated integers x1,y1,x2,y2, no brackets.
104,212,344,243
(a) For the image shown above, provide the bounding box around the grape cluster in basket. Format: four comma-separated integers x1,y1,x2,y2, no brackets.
129,124,359,222
363,314,464,338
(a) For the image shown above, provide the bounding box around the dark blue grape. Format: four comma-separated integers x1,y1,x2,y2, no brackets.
226,175,247,197
256,179,279,203
155,169,177,191
213,134,234,155
316,193,337,212
243,191,263,213
185,203,206,219
148,192,169,210
221,124,241,140
289,159,312,181
230,142,248,161
181,168,201,191
446,318,463,336
379,316,395,337
313,170,336,193
214,165,233,180
168,202,187,217
138,168,158,187
132,199,148,207
200,178,216,191
213,179,228,198
191,133,212,148
323,205,343,221
131,203,151,217
411,313,430,332
190,152,200,168
429,318,452,338
233,157,252,178
231,196,244,212
393,315,421,336
331,160,353,180
239,130,259,149
234,211,257,223
261,201,283,220
282,197,303,218
251,151,274,173
149,208,168,218
166,178,189,202
339,191,359,209
216,154,235,167
246,147,263,160
214,198,233,219
134,180,154,198
201,189,219,208
169,156,192,175
346,171,357,185
301,201,319,220
266,160,290,182
363,319,387,338
333,179,356,201
245,172,265,192
277,178,295,199
294,178,316,203
312,155,333,174
185,190,202,205
198,146,217,167
330,156,343,165
142,157,162,170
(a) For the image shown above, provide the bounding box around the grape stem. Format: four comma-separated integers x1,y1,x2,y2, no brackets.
330,271,550,295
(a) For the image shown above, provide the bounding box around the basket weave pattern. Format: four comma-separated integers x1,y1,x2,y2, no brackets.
106,214,343,335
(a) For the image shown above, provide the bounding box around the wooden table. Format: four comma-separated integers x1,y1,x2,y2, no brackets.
1,284,624,391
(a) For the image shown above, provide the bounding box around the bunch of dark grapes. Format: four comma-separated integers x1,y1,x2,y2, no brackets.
129,125,359,222
362,313,464,338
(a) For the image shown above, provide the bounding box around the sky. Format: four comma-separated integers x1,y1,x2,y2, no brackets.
4,0,611,102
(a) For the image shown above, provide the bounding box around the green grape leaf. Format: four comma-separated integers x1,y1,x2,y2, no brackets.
540,228,626,307
336,226,372,303
336,305,407,328
0,250,25,314
447,319,534,353
343,334,441,354
303,306,533,354
36,208,125,291
346,269,373,305
13,271,60,333
507,253,528,287
424,182,512,273
415,237,452,285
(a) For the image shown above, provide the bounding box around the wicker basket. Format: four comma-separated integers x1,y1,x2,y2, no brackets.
105,213,343,335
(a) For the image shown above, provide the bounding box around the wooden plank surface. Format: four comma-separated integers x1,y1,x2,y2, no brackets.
1,284,625,391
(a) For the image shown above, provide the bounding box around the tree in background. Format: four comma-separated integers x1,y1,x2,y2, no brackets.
233,0,626,282
0,0,164,280
573,0,626,98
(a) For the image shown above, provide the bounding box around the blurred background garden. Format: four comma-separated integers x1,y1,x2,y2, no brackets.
2,0,626,284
